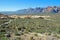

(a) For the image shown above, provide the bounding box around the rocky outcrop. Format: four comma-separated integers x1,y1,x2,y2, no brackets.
0,13,9,18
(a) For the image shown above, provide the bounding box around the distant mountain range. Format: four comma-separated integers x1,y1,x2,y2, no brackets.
0,6,60,15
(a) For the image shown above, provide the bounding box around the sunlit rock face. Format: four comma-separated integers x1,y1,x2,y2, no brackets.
1,6,60,15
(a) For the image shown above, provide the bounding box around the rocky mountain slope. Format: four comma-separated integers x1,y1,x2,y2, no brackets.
0,6,60,15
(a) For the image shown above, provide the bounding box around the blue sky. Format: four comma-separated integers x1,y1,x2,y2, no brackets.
0,0,60,11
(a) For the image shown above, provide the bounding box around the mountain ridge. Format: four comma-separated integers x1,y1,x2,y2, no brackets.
0,6,60,15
